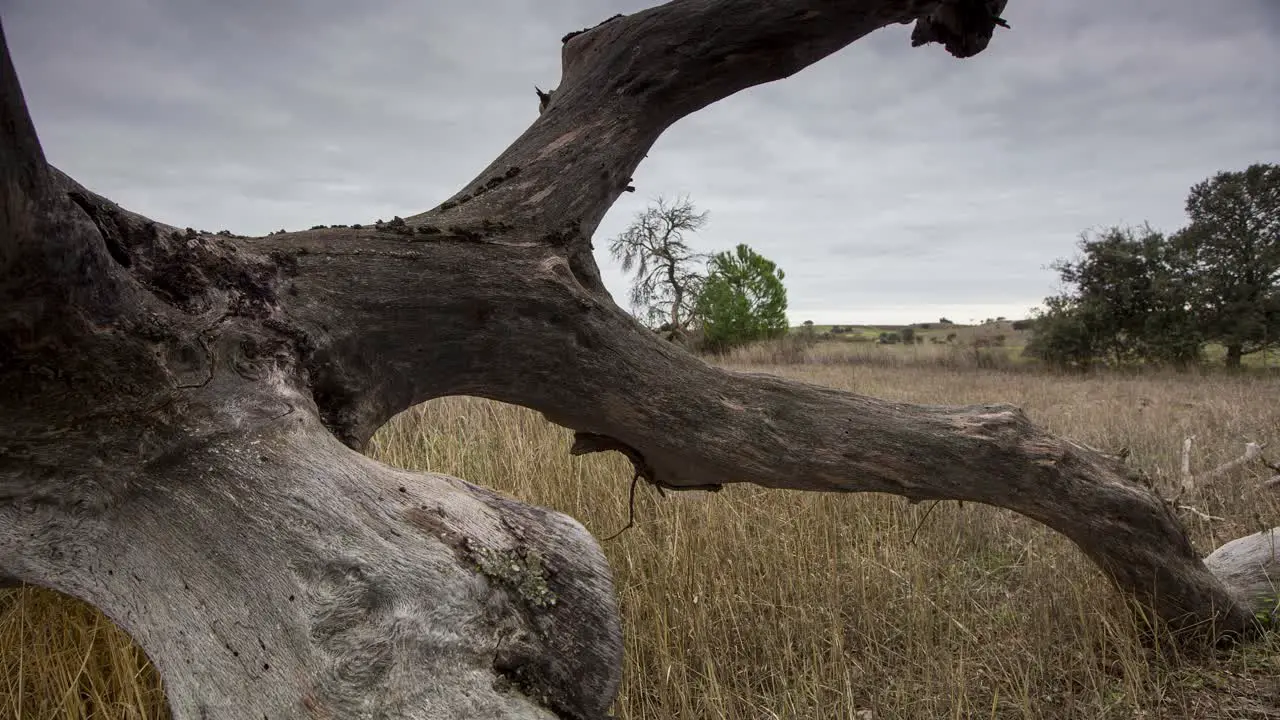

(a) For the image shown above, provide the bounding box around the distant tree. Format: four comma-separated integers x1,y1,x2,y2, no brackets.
900,327,916,344
610,196,709,340
939,317,954,325
1011,319,1033,331
1025,224,1201,369
878,332,900,344
696,243,789,351
1173,163,1280,368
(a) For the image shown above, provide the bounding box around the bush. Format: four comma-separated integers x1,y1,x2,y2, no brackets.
1023,301,1097,370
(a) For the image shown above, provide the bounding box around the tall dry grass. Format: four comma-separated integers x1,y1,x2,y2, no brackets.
713,335,1028,371
4,359,1279,719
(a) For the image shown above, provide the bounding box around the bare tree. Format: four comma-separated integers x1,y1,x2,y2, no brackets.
1,2,1276,719
609,195,709,339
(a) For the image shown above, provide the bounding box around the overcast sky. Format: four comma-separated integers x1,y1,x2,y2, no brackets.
5,0,1278,324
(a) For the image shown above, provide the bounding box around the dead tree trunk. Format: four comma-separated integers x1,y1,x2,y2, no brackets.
1,1,1275,718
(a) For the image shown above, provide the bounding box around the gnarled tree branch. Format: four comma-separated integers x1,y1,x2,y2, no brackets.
2,1,1276,718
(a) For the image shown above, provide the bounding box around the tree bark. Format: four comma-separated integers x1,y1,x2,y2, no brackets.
1,2,1276,719
1225,342,1244,368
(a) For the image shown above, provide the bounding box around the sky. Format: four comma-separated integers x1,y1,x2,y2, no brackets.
4,0,1278,325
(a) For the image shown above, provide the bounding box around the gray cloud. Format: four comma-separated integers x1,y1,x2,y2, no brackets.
5,0,1277,324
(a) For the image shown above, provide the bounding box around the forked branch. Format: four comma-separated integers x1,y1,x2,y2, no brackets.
2,7,1277,720
1179,437,1276,495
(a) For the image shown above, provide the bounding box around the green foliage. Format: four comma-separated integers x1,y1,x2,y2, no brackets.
696,244,789,351
1026,224,1202,369
609,196,709,338
899,327,916,345
1028,164,1278,370
1174,162,1280,368
1024,296,1098,370
878,332,901,345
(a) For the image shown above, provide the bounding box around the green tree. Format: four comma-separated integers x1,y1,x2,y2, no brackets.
1025,225,1201,369
609,196,709,340
696,244,789,351
1173,163,1280,368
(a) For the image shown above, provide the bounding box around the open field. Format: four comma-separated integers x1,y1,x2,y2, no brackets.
3,356,1279,719
796,321,1032,346
794,321,1280,370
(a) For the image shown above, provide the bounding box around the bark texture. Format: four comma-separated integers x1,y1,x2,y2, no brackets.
1,1,1275,718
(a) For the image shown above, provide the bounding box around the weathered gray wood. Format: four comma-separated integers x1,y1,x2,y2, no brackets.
1204,530,1280,619
0,1,1273,718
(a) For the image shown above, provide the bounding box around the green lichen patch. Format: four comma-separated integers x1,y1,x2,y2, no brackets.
466,541,558,609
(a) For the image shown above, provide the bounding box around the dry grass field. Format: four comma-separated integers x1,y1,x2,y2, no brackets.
4,345,1279,719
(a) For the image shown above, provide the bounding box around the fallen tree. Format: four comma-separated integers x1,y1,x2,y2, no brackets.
1,1,1276,718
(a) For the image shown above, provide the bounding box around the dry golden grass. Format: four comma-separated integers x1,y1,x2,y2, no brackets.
0,587,166,719
4,357,1279,719
719,336,1029,370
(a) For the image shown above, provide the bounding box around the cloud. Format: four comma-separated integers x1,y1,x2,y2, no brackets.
6,0,1277,324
